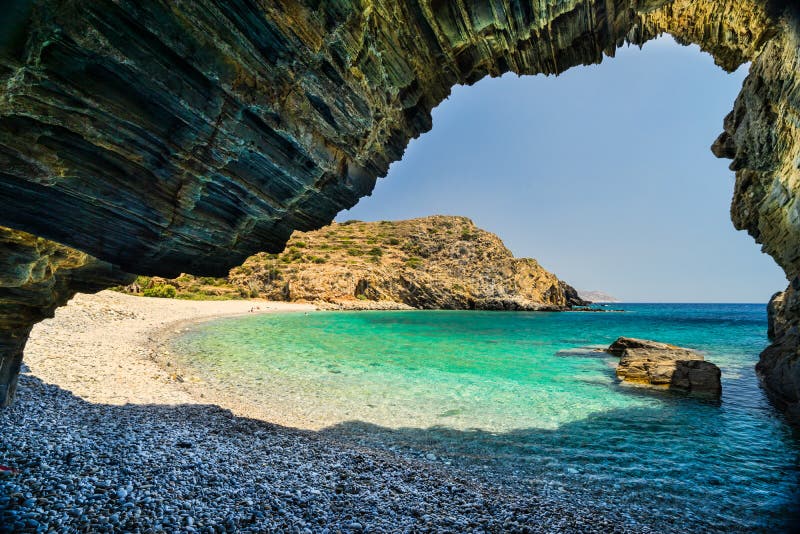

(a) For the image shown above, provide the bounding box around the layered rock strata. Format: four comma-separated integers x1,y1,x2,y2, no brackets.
608,337,722,396
0,0,783,277
708,4,800,418
0,0,797,413
151,216,587,310
0,227,133,406
758,282,800,420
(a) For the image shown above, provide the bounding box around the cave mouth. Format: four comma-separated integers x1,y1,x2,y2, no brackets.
0,0,798,417
337,35,786,304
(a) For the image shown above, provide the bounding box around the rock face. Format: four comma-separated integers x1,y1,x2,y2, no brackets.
608,337,722,396
154,216,587,310
758,283,800,420
0,227,132,406
709,5,800,420
0,0,798,413
0,0,784,277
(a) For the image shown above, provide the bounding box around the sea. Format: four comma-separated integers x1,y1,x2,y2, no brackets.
171,303,800,531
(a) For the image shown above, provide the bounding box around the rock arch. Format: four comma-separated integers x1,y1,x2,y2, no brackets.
0,0,798,415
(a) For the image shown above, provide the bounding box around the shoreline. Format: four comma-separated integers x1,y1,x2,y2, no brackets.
22,291,317,408
0,291,643,532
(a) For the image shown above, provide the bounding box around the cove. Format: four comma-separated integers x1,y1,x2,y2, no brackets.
172,303,800,531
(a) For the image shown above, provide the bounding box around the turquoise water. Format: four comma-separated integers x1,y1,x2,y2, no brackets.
172,304,800,531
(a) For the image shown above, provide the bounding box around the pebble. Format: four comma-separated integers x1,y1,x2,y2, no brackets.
0,351,658,532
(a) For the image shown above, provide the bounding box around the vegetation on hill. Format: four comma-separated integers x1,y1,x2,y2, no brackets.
116,216,586,310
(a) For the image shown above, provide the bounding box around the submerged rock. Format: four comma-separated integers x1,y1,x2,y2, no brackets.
607,337,722,396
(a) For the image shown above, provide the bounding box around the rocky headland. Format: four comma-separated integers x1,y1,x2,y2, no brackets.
126,216,588,311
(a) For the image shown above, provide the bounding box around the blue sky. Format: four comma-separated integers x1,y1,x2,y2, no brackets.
337,37,787,303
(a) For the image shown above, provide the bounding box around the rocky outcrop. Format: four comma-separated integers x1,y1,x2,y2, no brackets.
708,5,800,418
559,282,590,308
757,282,800,421
608,337,722,396
0,227,132,406
0,1,798,412
158,216,585,310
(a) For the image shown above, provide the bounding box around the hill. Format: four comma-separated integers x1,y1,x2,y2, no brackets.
124,216,587,310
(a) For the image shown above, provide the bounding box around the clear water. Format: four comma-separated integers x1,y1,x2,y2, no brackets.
172,304,800,531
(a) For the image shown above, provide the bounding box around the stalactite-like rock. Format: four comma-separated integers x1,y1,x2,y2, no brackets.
0,0,799,415
0,227,132,405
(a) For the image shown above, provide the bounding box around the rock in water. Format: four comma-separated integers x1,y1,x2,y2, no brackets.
606,337,684,357
607,337,722,396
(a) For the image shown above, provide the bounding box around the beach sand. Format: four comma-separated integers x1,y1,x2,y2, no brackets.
23,291,315,408
0,291,641,532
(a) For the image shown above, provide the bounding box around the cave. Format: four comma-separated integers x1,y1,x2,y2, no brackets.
0,0,799,418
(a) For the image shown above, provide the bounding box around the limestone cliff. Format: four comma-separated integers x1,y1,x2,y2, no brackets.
0,0,800,416
145,216,586,310
0,227,132,406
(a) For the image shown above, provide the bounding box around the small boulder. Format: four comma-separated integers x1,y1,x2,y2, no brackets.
671,360,722,395
607,337,721,396
606,337,683,356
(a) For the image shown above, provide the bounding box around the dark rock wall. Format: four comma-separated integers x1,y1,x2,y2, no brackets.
0,227,133,406
0,0,774,278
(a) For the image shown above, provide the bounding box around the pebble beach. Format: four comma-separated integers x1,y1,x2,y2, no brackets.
0,292,655,532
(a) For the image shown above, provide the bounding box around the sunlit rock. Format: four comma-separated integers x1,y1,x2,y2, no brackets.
608,337,722,396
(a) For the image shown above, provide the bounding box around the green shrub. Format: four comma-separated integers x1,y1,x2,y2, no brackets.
341,219,360,226
405,257,423,269
368,247,383,257
311,256,326,264
292,241,307,248
385,237,401,246
143,284,177,298
347,248,364,256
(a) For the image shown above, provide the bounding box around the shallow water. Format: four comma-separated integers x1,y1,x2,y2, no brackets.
172,304,800,530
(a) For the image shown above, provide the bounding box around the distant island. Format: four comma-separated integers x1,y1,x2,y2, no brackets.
577,289,620,303
121,216,588,311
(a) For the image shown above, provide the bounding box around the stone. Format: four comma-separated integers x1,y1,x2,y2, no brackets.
606,337,684,357
671,360,723,394
608,337,722,395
